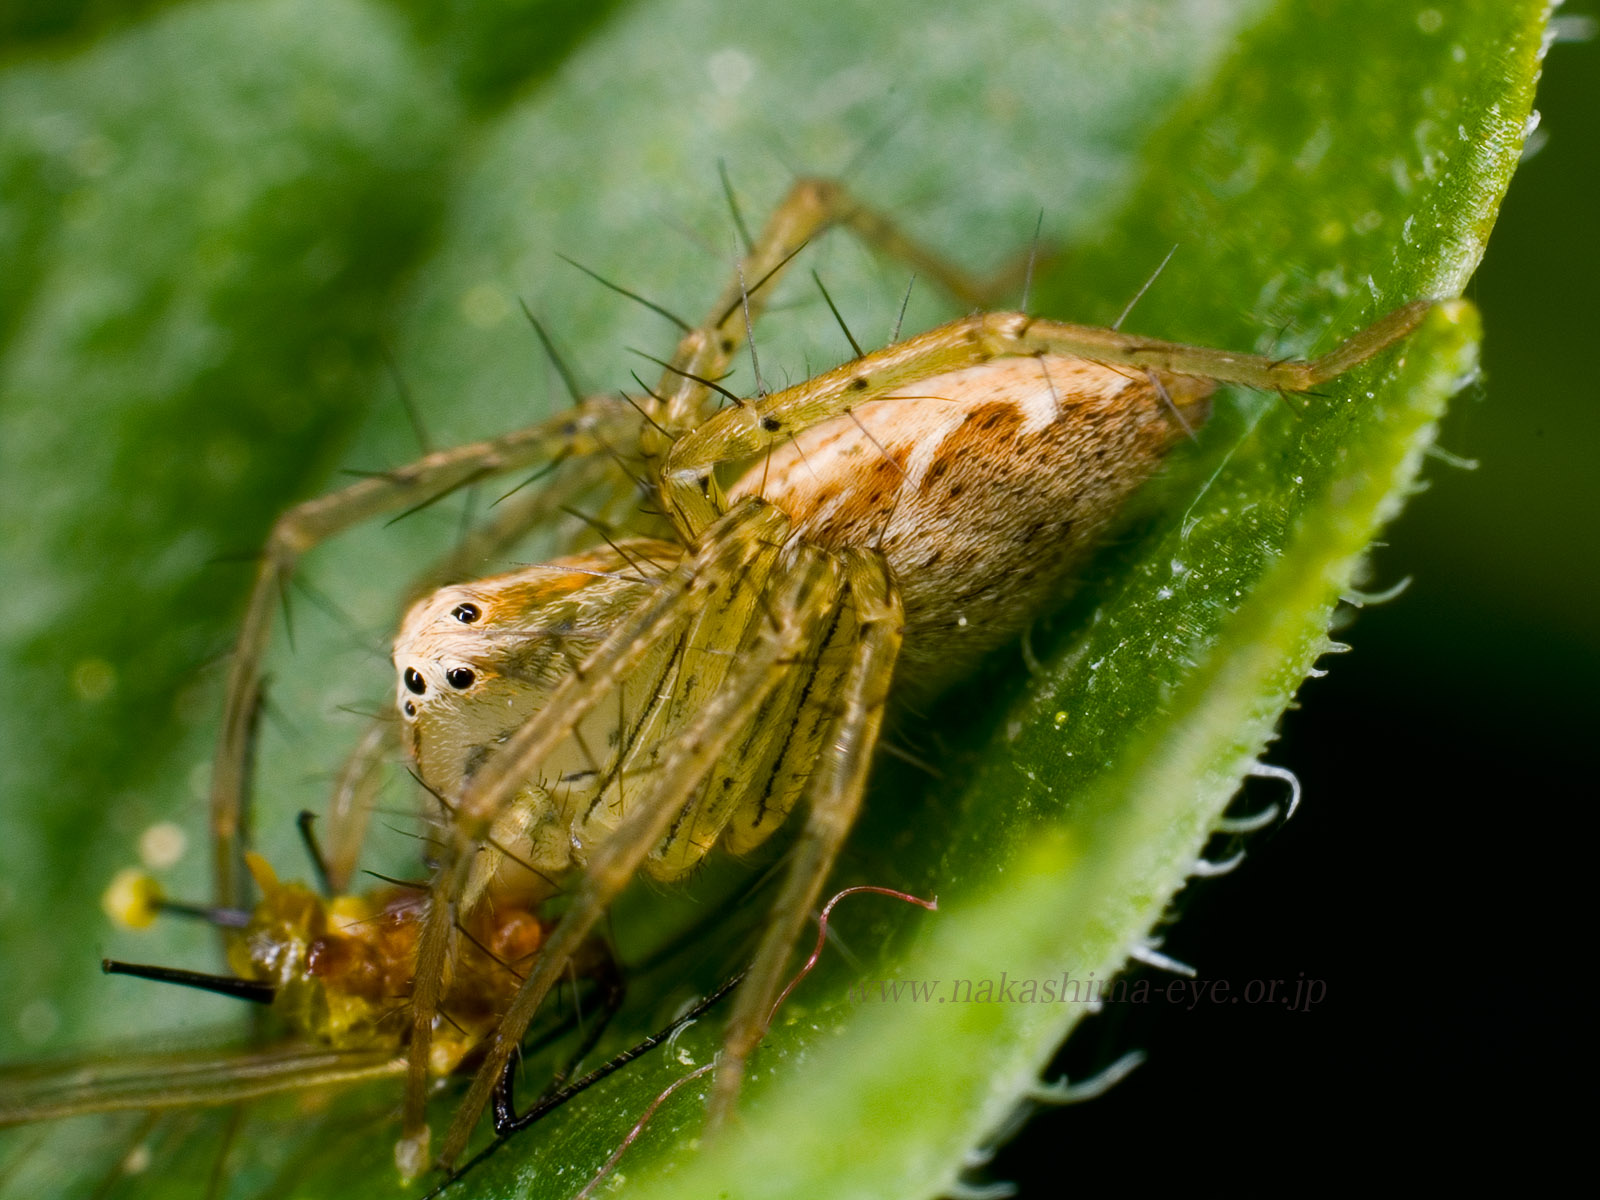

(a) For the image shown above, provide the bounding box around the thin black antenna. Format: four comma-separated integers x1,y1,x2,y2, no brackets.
491,972,744,1132
150,898,253,928
102,960,275,1005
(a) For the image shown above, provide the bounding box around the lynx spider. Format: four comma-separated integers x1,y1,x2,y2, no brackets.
200,177,1430,1175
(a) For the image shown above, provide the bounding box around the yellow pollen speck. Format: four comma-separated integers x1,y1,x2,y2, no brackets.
1053,711,1069,729
103,867,165,929
71,658,116,702
138,821,188,870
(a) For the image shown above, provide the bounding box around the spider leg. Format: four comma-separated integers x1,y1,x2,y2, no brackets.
637,177,1024,472
426,540,844,1171
707,548,903,1127
396,500,791,1173
320,718,393,894
210,395,640,913
662,302,1436,534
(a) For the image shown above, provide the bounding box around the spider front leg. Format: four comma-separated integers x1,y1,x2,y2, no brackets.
209,393,642,914
426,522,845,1171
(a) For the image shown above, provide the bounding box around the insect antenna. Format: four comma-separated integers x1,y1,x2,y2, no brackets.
517,301,588,408
146,897,253,928
101,960,275,1005
423,973,745,1198
556,254,693,334
1113,243,1179,330
716,159,755,255
811,269,865,359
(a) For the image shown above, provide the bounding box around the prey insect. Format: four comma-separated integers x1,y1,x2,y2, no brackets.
4,176,1433,1187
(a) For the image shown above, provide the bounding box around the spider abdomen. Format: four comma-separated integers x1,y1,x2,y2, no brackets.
732,354,1214,697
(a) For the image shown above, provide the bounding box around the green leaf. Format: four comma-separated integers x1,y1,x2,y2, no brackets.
0,1,1544,1197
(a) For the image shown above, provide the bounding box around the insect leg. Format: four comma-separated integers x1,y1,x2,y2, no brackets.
706,549,904,1126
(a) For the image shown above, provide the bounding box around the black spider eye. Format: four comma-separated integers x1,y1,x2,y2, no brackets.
403,667,427,695
446,667,475,690
452,603,481,624
403,701,416,717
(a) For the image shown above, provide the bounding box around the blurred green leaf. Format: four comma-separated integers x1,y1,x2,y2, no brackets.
0,0,1543,1197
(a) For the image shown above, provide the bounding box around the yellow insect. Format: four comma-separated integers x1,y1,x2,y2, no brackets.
2,178,1432,1187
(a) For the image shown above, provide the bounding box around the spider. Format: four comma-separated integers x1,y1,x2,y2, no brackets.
188,176,1430,1177
2,179,1427,1184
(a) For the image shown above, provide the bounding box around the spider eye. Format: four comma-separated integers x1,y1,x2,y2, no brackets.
445,667,475,690
403,701,416,717
451,603,481,624
403,667,427,695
